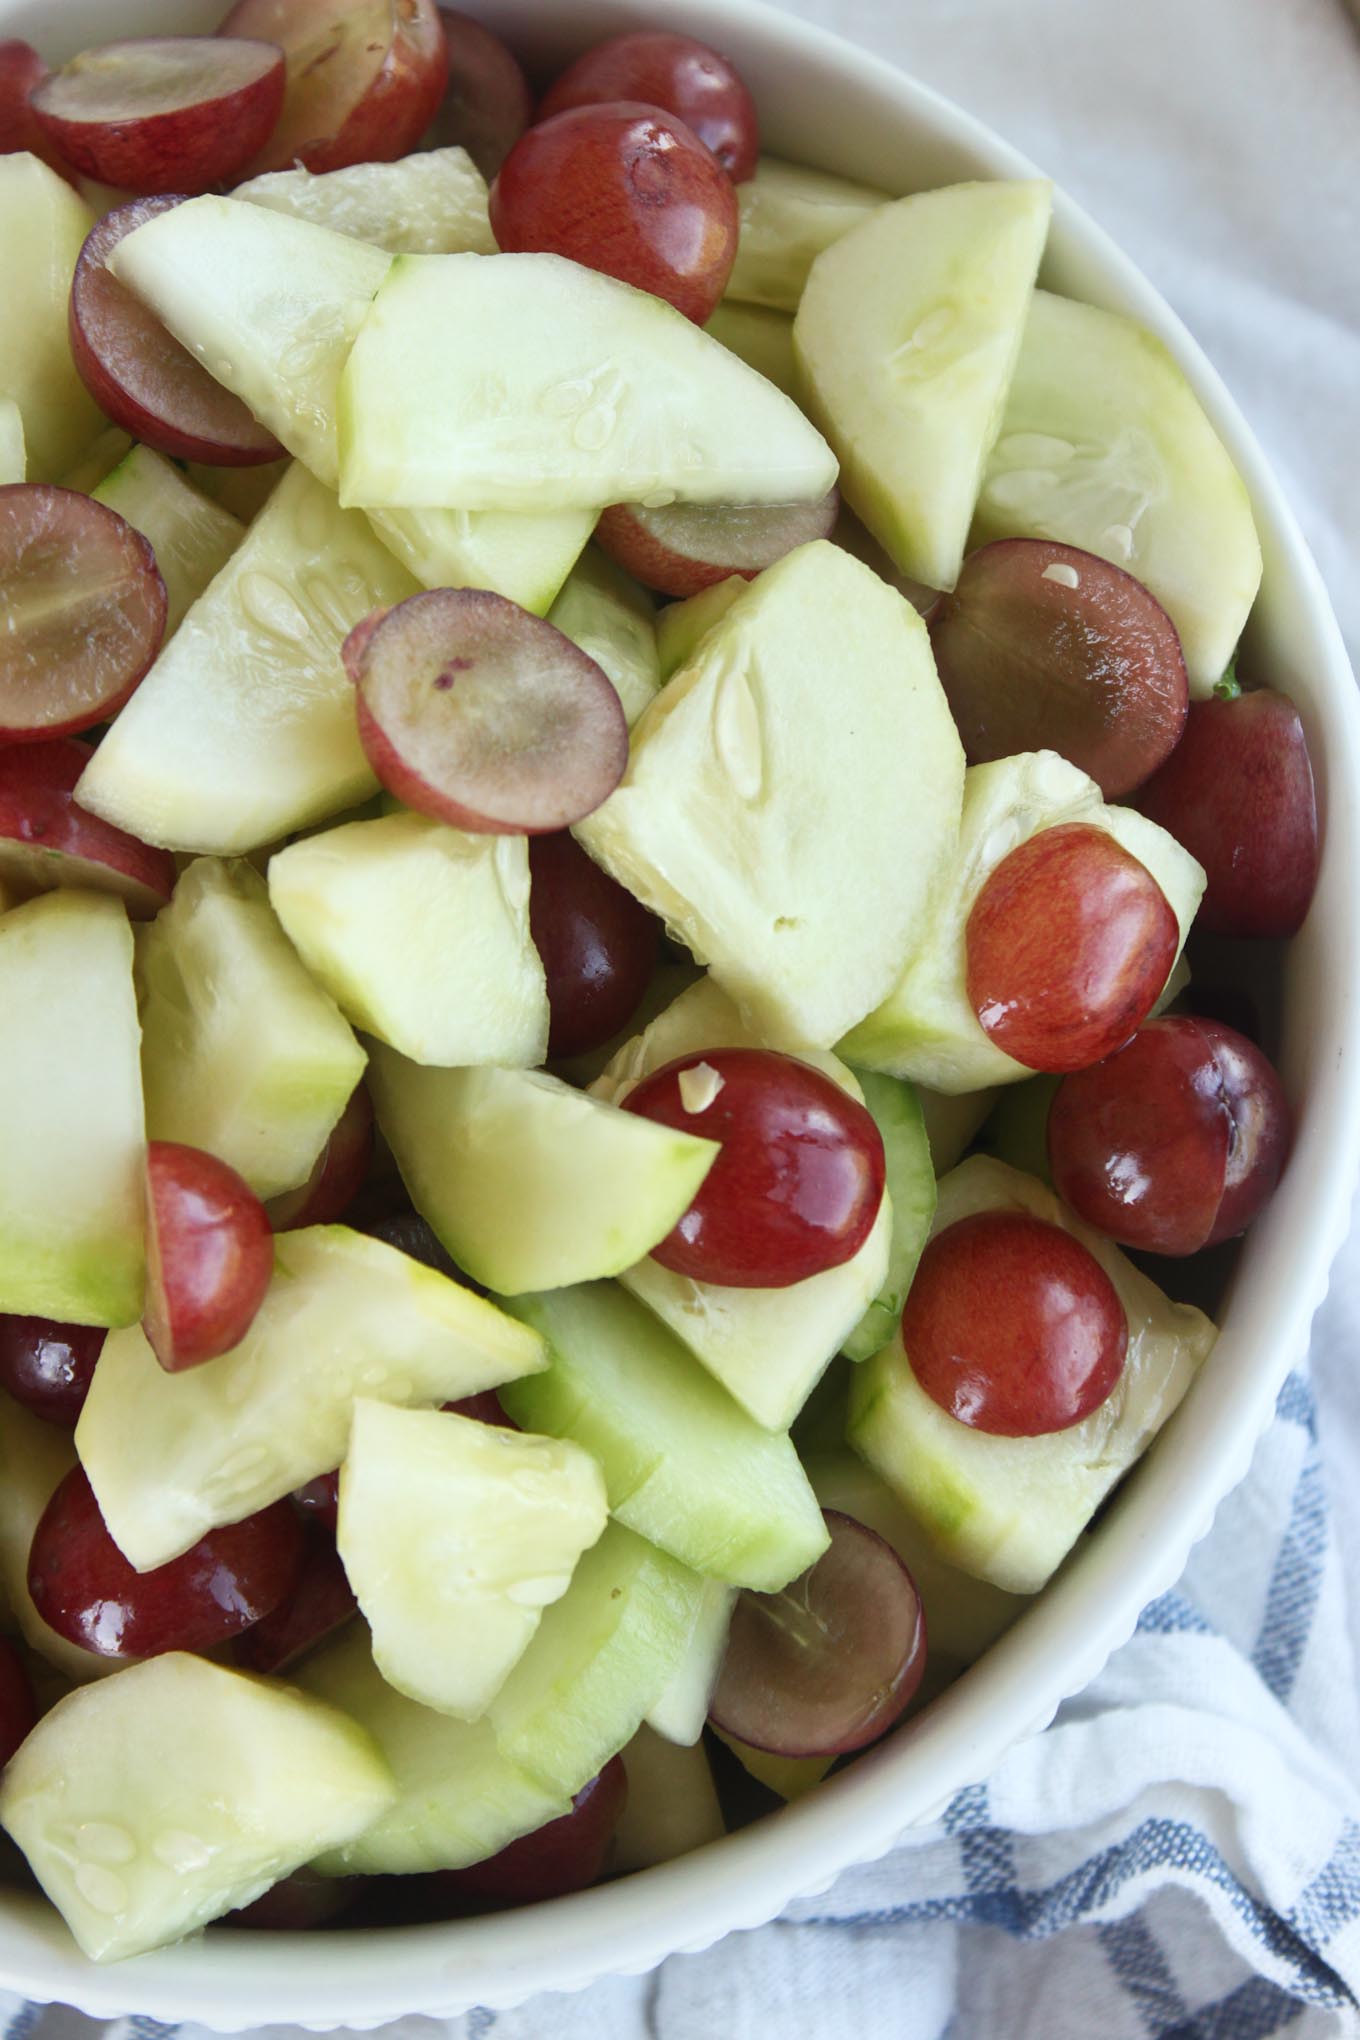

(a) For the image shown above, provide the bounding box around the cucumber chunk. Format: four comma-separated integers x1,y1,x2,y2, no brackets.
338,251,838,513
488,1521,706,1800
368,1055,717,1293
917,1084,998,1174
366,502,593,619
848,1156,1216,1593
136,857,366,1201
296,1625,570,1875
548,546,660,726
840,751,1206,1094
795,180,1052,591
269,814,549,1071
235,146,495,255
93,447,244,636
76,463,418,854
614,1727,725,1872
0,1395,116,1685
725,157,890,313
0,1653,394,1961
973,290,1262,694
0,894,144,1328
77,1225,546,1570
501,1284,828,1591
0,156,103,480
338,1401,607,1720
841,1070,936,1363
577,540,964,1051
645,1576,735,1745
712,1727,832,1803
703,303,799,399
592,977,891,1431
654,575,746,683
58,426,134,497
0,397,25,485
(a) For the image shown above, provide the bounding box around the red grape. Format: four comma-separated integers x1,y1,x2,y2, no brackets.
31,38,285,196
539,32,759,183
218,0,449,176
0,485,166,741
0,40,69,175
1136,689,1319,939
233,1527,356,1674
594,489,839,599
265,1085,374,1232
143,1141,275,1374
424,1757,627,1908
0,1637,36,1769
344,590,628,834
425,9,530,178
0,1316,104,1429
622,1048,885,1288
1047,1015,1291,1256
443,1389,511,1425
290,1470,340,1534
70,198,283,467
0,738,175,920
929,539,1188,798
489,103,739,325
228,1867,359,1930
529,831,657,1059
709,1510,926,1757
902,1211,1128,1435
28,1467,304,1658
966,822,1180,1072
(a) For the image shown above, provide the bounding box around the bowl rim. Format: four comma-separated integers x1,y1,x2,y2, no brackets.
0,0,1357,2024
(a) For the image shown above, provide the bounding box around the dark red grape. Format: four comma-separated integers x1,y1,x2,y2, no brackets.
424,1756,627,1908
902,1212,1127,1435
966,822,1180,1072
227,1867,361,1930
1047,1015,1291,1255
233,1527,356,1674
443,1389,511,1425
539,31,759,183
594,490,839,599
0,1316,104,1429
0,1638,36,1769
622,1047,885,1288
529,830,657,1059
290,1470,340,1534
144,1141,275,1373
266,1085,374,1232
426,9,530,178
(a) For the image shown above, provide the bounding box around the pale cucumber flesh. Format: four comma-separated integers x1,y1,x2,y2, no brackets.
0,157,102,479
725,156,890,314
644,1576,736,1745
614,1727,725,1872
548,546,660,726
0,397,25,485
841,1069,936,1363
93,447,244,636
235,147,495,256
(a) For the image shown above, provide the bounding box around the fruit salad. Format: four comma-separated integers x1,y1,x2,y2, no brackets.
0,4,1319,1966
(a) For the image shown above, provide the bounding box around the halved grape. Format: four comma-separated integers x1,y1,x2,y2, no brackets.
265,1084,374,1232
0,39,66,173
708,1510,926,1757
540,31,759,182
594,490,839,599
143,1141,275,1374
425,9,530,178
0,485,166,740
0,737,175,918
0,1637,36,1770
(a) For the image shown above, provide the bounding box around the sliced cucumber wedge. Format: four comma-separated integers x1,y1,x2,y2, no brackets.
0,156,102,480
93,446,244,636
841,1069,936,1364
725,156,890,313
614,1727,725,1872
847,1156,1216,1593
973,290,1262,693
366,502,593,619
645,1576,735,1745
703,302,799,400
0,397,25,485
338,251,838,512
297,1625,570,1875
548,546,660,726
501,1284,827,1591
368,1055,717,1293
712,1727,832,1803
235,146,495,255
0,894,144,1328
269,814,549,1071
654,575,746,683
0,1653,394,1961
338,1401,607,1720
76,1225,546,1570
795,180,1052,590
76,463,418,854
136,857,366,1201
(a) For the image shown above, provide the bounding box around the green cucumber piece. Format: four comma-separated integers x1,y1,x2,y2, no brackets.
0,894,144,1327
488,1521,705,1800
296,1625,569,1875
977,1075,1061,1183
0,1395,115,1684
76,463,417,854
847,1155,1216,1593
840,751,1205,1093
0,397,24,484
368,1055,717,1293
338,1401,607,1720
591,977,892,1431
366,503,593,618
644,1577,735,1745
576,540,963,1051
185,457,289,524
58,426,133,496
654,575,746,683
703,302,799,399
0,1653,394,1961
614,1727,725,1872
0,157,103,479
501,1284,828,1592
712,1727,832,1803
235,146,495,254
136,857,366,1201
794,180,1052,590
725,157,890,313
93,446,243,635
917,1084,998,1174
76,1225,546,1570
973,290,1262,693
842,1069,935,1363
269,813,549,1070
548,546,660,726
338,251,837,512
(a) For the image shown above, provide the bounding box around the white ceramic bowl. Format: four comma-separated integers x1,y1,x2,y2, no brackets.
2,0,1358,2024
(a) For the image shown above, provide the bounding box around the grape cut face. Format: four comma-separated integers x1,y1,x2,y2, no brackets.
594,490,840,599
901,1210,1128,1436
966,821,1180,1072
0,485,167,741
30,37,287,194
539,30,760,183
143,1141,276,1374
708,1510,926,1758
345,588,629,834
0,737,176,919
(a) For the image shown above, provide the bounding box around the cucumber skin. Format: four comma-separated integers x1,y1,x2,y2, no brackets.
842,1068,936,1363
